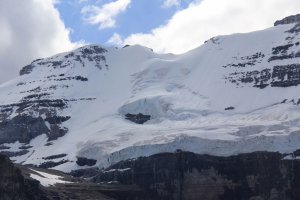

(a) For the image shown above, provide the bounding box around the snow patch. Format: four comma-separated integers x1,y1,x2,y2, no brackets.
29,169,72,187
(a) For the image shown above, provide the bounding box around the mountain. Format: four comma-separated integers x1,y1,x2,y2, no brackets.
1,15,300,173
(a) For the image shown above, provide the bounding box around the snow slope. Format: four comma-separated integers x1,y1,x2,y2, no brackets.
1,21,300,172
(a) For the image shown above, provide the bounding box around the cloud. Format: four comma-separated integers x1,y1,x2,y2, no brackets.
162,0,181,8
81,0,131,29
116,0,300,54
0,0,80,83
107,33,124,46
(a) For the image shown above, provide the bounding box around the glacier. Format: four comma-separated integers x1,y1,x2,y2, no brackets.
1,21,300,172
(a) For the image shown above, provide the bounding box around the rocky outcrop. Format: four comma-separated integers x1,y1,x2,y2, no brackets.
271,64,300,87
0,154,48,200
225,106,235,110
274,14,300,26
38,159,69,169
225,62,300,89
223,24,300,89
0,115,49,144
125,113,151,124
19,63,35,76
0,99,70,145
20,45,108,76
0,150,29,157
42,154,67,160
76,157,97,167
222,52,265,68
92,150,300,200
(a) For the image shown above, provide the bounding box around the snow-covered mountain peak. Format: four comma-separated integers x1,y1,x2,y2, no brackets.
2,19,300,172
19,45,108,76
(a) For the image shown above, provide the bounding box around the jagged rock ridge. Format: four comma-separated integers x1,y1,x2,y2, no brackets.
274,14,300,26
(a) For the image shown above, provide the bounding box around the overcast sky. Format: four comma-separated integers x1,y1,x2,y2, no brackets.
0,0,300,83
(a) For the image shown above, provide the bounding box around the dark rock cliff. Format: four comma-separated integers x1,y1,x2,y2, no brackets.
125,113,151,124
0,154,48,200
0,100,70,145
92,151,300,200
0,155,116,200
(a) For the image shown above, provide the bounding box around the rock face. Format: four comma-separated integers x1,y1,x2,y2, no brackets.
224,24,300,89
0,115,49,144
76,157,97,166
19,45,107,76
93,151,300,200
274,14,300,26
0,154,48,200
0,100,70,144
0,45,108,147
125,113,151,124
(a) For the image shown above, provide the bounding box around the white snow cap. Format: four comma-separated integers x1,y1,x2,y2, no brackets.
1,21,300,172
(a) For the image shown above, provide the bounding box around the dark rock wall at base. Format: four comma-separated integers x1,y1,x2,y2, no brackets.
94,151,300,200
0,154,48,200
